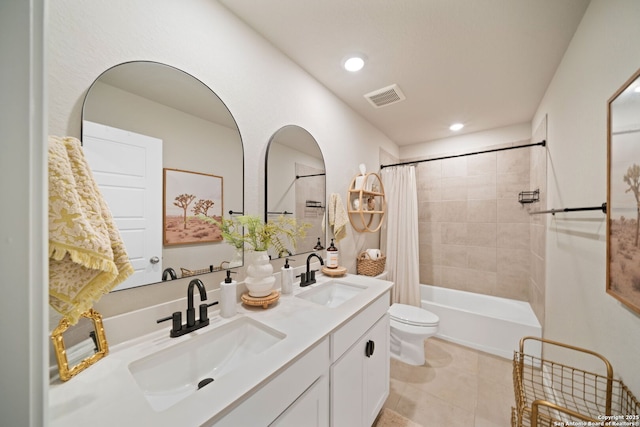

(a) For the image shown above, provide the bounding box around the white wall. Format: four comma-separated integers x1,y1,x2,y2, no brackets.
48,0,396,312
533,0,640,392
0,1,47,425
399,122,532,161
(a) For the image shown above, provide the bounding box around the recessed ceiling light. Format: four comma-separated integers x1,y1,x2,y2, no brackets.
634,86,640,93
449,123,464,131
344,55,366,72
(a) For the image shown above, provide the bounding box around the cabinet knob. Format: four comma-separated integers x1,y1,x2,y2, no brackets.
150,256,160,264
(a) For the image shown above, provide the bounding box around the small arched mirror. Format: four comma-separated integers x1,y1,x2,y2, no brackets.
82,61,244,290
265,125,326,259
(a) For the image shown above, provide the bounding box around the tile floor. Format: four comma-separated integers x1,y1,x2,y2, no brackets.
381,338,515,427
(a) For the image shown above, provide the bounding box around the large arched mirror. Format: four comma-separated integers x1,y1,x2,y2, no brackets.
82,61,244,291
265,125,326,259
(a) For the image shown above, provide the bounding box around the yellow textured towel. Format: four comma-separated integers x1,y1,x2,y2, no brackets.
328,193,348,242
48,136,133,324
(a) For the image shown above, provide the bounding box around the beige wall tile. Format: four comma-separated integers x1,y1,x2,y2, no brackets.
497,147,530,175
440,223,467,245
496,171,530,199
419,242,442,265
467,152,496,176
419,263,441,285
497,199,530,223
467,247,497,272
416,161,441,178
441,244,467,267
441,176,467,200
440,200,467,222
497,223,530,249
417,181,441,202
467,174,497,200
419,221,441,244
467,199,497,223
441,157,467,178
418,201,441,222
467,223,497,247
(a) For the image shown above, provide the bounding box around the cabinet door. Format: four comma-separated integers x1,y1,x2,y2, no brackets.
331,338,364,427
271,375,329,427
331,314,390,427
364,314,390,426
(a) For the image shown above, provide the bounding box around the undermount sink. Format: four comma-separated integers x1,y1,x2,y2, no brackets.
128,316,285,412
296,280,366,308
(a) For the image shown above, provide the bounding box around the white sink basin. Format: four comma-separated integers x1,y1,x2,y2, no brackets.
296,280,366,308
128,316,285,412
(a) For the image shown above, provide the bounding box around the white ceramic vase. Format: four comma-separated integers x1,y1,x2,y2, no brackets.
244,250,276,297
229,247,243,268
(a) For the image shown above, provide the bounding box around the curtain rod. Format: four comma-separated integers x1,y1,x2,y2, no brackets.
380,140,546,169
529,203,607,215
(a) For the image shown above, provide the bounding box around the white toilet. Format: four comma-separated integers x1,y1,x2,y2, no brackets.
388,303,440,366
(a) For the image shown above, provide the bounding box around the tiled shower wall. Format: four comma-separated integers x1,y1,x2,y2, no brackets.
416,141,534,301
529,117,547,326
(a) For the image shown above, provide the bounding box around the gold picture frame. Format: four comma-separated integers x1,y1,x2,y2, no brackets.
163,168,224,245
51,309,109,381
606,67,640,316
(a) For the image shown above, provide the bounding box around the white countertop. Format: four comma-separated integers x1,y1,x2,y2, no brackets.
48,273,392,426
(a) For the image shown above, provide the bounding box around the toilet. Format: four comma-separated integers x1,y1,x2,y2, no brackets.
388,303,440,366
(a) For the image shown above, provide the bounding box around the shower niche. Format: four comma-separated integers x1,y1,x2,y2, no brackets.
347,172,386,233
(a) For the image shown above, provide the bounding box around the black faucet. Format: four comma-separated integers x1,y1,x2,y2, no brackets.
156,279,218,338
298,253,324,287
162,267,177,281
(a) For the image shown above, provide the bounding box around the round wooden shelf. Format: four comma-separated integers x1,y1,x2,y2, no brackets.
347,172,386,233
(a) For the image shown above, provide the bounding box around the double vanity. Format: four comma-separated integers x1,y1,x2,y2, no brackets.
49,272,393,426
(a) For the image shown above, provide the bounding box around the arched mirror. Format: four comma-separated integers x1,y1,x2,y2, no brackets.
82,61,244,291
265,125,326,259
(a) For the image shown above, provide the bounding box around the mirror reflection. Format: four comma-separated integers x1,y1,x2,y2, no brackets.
265,125,326,259
82,61,243,290
50,309,109,382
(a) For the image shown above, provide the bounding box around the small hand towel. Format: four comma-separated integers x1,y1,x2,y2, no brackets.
48,136,133,324
328,193,348,242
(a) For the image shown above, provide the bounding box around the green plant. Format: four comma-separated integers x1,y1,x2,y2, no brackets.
207,214,310,254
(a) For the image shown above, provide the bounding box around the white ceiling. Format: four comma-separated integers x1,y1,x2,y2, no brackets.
218,0,590,146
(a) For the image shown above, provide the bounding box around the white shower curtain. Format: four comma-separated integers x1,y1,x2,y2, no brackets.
381,165,421,306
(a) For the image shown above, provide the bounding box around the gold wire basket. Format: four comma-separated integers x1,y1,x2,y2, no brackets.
512,336,639,427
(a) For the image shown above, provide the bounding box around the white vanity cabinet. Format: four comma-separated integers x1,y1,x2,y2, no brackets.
270,375,329,427
330,293,390,427
208,337,330,427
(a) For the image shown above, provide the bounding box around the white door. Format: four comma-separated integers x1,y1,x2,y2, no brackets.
82,120,163,290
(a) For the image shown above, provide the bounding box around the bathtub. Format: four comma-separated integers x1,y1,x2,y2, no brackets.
420,285,541,359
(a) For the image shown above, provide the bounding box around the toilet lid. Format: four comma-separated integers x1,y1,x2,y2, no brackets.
389,304,439,327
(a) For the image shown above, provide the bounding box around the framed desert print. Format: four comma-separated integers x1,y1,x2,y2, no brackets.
607,67,640,315
163,168,224,245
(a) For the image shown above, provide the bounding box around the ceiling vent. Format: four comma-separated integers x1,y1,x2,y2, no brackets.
364,84,406,108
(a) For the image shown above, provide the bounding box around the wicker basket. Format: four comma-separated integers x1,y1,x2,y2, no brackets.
357,252,386,276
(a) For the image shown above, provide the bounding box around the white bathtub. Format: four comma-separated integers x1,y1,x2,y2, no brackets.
420,285,541,359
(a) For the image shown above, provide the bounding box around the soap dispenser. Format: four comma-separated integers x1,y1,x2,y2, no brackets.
326,238,339,269
220,269,237,318
281,258,295,295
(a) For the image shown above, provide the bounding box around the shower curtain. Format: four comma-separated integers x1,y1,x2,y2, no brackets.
381,165,421,306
